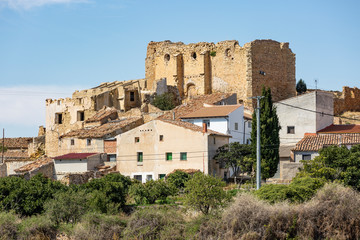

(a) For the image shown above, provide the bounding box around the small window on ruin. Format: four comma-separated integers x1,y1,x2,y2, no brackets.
225,48,231,57
239,99,244,104
164,54,170,62
135,137,140,143
77,111,85,121
130,91,135,102
159,135,164,141
191,52,197,60
87,139,91,146
55,113,63,124
70,139,75,146
287,126,295,134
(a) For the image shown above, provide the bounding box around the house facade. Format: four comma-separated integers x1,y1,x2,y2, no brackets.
116,119,230,182
180,104,252,144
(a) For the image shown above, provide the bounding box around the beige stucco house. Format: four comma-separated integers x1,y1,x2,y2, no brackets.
116,119,230,182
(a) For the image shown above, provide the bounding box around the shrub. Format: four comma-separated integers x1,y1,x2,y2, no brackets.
129,179,174,204
44,189,89,224
0,174,67,216
0,211,19,240
123,206,184,240
166,170,190,191
18,214,57,240
72,212,127,240
151,93,175,111
184,172,228,214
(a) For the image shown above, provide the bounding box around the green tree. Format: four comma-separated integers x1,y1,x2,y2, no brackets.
166,170,191,191
251,87,281,180
299,145,360,190
184,172,228,214
214,142,254,182
296,79,307,94
129,179,174,204
152,93,175,110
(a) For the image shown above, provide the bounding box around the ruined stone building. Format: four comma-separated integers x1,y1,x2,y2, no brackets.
145,39,296,107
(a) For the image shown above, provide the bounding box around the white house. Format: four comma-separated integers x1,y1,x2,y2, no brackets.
180,104,252,144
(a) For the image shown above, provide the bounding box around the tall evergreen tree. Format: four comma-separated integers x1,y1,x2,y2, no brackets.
251,87,280,180
296,79,307,94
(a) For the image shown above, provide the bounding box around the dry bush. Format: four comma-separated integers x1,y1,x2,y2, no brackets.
18,215,57,240
296,183,360,240
71,212,126,240
220,193,296,240
0,212,19,240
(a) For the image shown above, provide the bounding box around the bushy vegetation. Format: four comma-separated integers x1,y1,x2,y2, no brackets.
151,92,175,110
166,170,191,191
129,179,175,204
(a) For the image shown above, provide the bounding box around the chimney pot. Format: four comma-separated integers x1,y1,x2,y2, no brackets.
203,122,208,133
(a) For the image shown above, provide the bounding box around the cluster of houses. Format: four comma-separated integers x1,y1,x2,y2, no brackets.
1,88,359,184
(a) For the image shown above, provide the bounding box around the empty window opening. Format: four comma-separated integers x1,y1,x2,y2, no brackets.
225,48,231,57
164,54,170,62
159,135,164,141
77,111,85,121
235,122,239,130
135,137,140,143
146,175,153,181
107,154,117,162
87,139,91,146
248,122,252,128
180,152,187,161
70,139,75,146
159,174,166,179
55,113,63,124
130,91,135,102
302,154,311,161
134,175,142,182
166,152,172,161
287,126,295,134
137,152,143,162
214,137,216,144
191,52,197,60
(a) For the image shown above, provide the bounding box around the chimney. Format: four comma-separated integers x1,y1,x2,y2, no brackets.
202,122,207,133
172,112,175,120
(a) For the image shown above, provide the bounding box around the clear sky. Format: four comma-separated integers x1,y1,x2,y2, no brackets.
1,0,359,137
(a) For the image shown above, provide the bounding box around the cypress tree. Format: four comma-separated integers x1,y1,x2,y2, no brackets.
251,87,280,180
296,79,307,94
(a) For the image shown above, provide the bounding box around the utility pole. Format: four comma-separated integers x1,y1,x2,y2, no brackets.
250,96,264,190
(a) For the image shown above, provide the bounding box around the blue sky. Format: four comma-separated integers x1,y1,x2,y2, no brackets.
1,0,359,137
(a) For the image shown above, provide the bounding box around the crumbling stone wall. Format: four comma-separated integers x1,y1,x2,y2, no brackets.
145,39,296,108
333,86,360,115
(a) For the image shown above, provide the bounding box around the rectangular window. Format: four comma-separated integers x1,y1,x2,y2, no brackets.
180,152,187,161
235,122,238,130
130,91,135,102
135,137,140,143
203,119,210,127
248,121,252,128
287,126,295,134
302,154,312,160
146,175,153,181
214,137,216,144
159,174,166,179
134,175,142,182
137,152,143,162
159,135,164,141
77,111,85,121
107,154,116,162
87,139,91,146
55,113,63,124
70,139,75,146
166,152,172,161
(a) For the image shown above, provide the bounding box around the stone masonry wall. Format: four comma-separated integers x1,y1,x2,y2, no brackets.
145,39,296,108
333,86,360,115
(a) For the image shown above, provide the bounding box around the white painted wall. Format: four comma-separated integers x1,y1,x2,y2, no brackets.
54,159,88,173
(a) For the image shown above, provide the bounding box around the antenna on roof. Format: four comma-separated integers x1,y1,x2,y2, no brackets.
315,79,318,92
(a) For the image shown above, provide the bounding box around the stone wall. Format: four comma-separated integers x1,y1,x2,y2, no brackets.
22,161,55,180
145,39,296,108
333,86,360,115
280,162,303,180
0,163,6,177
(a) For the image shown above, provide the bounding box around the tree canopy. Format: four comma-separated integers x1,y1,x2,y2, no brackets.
151,93,175,110
296,79,307,94
251,87,281,180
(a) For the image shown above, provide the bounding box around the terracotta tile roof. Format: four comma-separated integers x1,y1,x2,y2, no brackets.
3,151,29,159
85,106,118,123
158,93,235,121
244,112,253,120
317,124,360,134
54,153,98,160
293,133,360,152
14,157,52,173
2,138,32,149
159,119,230,137
181,105,242,119
61,117,142,138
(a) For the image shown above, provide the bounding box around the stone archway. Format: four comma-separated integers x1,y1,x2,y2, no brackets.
186,83,196,100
